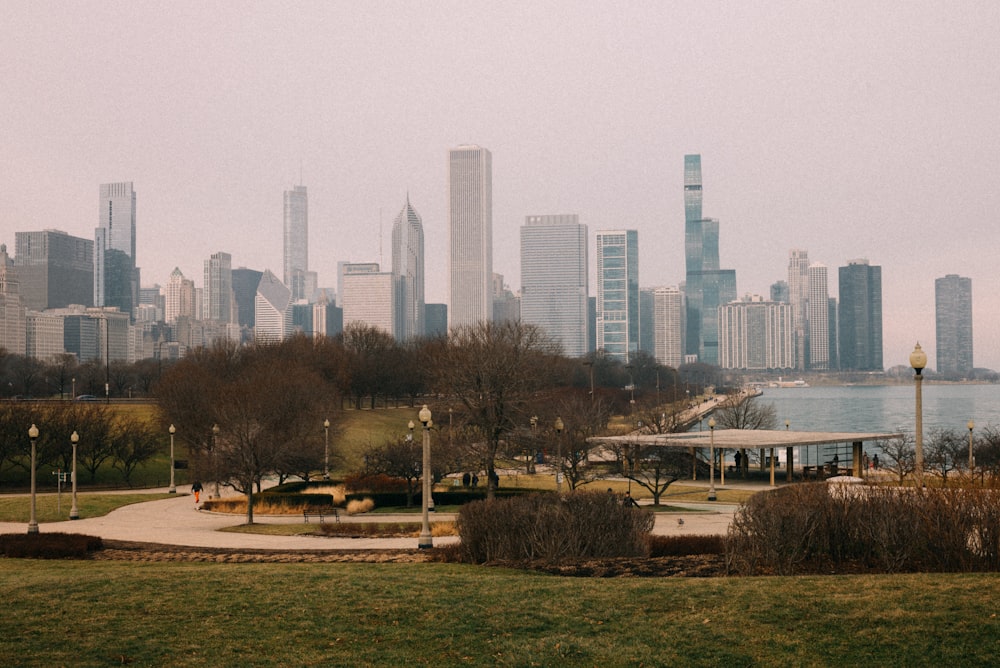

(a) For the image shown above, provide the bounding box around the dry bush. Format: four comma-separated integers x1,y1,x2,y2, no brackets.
318,521,456,537
647,534,725,557
346,498,375,515
456,491,654,563
727,483,1000,575
307,484,347,506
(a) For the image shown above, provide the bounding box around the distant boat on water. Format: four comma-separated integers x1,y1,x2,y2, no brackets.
769,378,810,388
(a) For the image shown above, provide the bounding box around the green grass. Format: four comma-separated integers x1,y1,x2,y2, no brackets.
0,493,176,523
2,560,999,666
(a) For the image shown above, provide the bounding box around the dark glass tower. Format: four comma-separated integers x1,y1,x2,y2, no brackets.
838,260,883,371
935,274,973,377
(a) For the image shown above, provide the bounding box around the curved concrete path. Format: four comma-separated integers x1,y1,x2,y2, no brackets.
0,489,740,550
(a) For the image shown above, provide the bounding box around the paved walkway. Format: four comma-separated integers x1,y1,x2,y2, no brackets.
0,485,744,550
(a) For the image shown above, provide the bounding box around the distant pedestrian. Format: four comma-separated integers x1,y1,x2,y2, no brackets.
623,491,639,508
864,452,870,470
191,481,203,504
462,472,471,487
873,454,880,470
471,473,479,488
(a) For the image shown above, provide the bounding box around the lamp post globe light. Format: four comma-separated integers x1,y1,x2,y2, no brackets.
168,425,176,494
28,424,39,533
910,343,927,485
70,431,80,519
968,420,975,476
554,416,564,493
707,418,716,501
323,418,330,481
418,405,433,549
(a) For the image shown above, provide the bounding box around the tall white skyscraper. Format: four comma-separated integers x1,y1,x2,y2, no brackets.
448,145,492,328
204,251,233,323
718,296,794,370
520,215,588,357
787,249,810,370
653,286,684,368
391,196,425,341
94,181,138,315
255,269,292,341
807,263,829,370
283,185,313,301
165,267,196,323
596,230,639,363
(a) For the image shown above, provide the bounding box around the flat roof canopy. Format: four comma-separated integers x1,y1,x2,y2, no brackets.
589,429,903,449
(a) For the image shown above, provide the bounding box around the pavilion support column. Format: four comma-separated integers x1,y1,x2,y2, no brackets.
852,441,863,477
786,446,794,482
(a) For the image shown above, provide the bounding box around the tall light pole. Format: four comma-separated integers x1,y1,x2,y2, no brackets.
554,416,564,493
583,360,595,405
785,419,793,483
910,343,927,485
418,405,433,549
212,423,220,498
530,415,538,473
70,431,80,519
968,420,975,476
27,424,39,533
323,418,330,481
707,418,716,501
168,425,176,493
625,364,635,406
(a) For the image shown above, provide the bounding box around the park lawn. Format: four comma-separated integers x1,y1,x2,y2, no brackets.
2,560,999,666
0,493,176,523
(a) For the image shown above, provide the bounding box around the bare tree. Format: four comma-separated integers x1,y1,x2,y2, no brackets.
552,393,613,491
879,434,915,485
608,439,691,505
429,321,561,499
363,435,423,506
925,427,965,483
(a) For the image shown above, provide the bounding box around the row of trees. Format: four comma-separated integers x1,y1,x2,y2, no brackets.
877,426,1000,484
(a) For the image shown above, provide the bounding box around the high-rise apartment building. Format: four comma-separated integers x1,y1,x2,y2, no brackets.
0,245,27,356
807,263,829,370
204,251,233,323
94,182,139,318
15,230,94,311
652,286,684,368
448,145,493,328
520,214,588,357
788,249,810,370
283,185,312,302
391,197,425,341
838,259,883,371
342,263,394,335
255,269,292,341
683,155,736,365
596,230,639,362
935,274,973,377
164,268,196,323
718,296,793,371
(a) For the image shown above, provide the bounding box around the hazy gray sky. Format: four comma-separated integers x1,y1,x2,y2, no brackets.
2,1,998,369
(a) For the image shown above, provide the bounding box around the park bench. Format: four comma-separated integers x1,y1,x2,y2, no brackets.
303,506,340,523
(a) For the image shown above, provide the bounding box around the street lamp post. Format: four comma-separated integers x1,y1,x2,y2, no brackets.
27,424,39,533
554,416,564,493
418,405,433,549
626,365,635,406
583,360,595,405
323,418,330,481
707,418,716,501
910,343,927,485
70,431,80,519
968,420,975,476
529,415,538,473
785,419,793,482
168,425,176,493
212,423,220,498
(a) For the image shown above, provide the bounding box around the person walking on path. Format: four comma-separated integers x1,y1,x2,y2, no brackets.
191,481,203,504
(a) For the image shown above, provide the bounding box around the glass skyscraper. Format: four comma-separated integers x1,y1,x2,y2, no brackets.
283,185,313,301
935,274,973,377
448,145,493,329
391,196,425,341
94,182,139,317
596,230,639,362
838,259,883,371
520,214,588,358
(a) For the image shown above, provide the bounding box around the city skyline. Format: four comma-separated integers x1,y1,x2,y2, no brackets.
3,3,999,368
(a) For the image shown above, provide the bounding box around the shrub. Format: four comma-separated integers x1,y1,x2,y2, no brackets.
648,534,725,557
456,491,654,563
346,497,375,515
343,473,408,494
0,533,103,559
727,483,1000,575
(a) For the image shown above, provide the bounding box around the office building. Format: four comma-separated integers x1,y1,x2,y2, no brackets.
391,197,425,341
788,249,810,370
232,268,263,329
448,145,493,328
165,268,196,323
718,296,794,371
652,285,684,368
770,280,789,304
94,182,139,318
283,185,315,302
935,274,973,377
425,303,447,337
596,230,639,362
519,214,588,357
255,269,292,341
838,259,883,371
204,251,233,323
807,263,829,370
0,245,26,355
26,311,65,361
15,230,93,310
342,263,394,335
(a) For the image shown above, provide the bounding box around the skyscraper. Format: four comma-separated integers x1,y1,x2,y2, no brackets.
255,269,292,341
94,182,139,318
718,296,793,370
788,249,810,370
683,155,736,365
448,145,492,328
520,214,588,357
935,274,973,377
838,259,883,371
596,230,639,362
391,196,425,341
283,185,314,302
342,263,394,335
652,285,684,368
165,267,196,323
232,268,263,330
15,229,93,310
204,251,233,323
807,263,829,370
